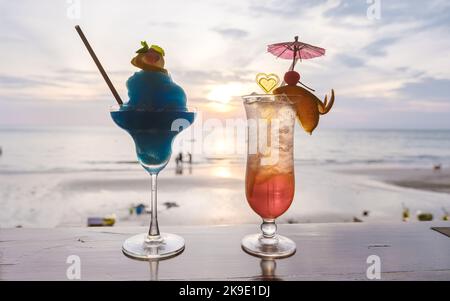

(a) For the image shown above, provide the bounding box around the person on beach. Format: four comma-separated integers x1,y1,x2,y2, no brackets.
175,152,183,174
187,152,192,174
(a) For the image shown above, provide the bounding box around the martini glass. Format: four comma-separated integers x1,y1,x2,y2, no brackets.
241,94,296,258
111,105,195,260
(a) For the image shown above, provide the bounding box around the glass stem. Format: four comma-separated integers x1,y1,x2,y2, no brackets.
149,261,159,281
148,173,160,238
261,219,277,239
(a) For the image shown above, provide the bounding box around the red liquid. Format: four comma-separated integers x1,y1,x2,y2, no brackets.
245,167,295,219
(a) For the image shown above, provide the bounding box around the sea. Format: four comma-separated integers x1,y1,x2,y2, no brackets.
1,126,450,174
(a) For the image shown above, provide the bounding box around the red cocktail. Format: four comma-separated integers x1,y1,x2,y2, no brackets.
241,94,297,258
246,165,295,219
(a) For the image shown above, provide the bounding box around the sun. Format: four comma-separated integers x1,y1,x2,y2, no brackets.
206,102,232,113
206,83,245,104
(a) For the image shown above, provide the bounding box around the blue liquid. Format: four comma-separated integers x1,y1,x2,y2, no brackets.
111,109,195,173
126,71,187,110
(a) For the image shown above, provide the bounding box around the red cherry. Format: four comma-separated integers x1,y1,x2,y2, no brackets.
284,71,300,86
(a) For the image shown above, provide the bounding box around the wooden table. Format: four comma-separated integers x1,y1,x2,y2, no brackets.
1,222,450,280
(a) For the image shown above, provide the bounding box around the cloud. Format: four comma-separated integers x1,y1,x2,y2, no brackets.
147,21,181,28
248,0,327,17
401,100,450,112
172,69,253,85
398,77,450,100
1,0,450,128
325,0,450,25
212,27,249,39
0,75,50,88
0,69,128,83
0,68,127,103
335,54,366,67
363,37,398,57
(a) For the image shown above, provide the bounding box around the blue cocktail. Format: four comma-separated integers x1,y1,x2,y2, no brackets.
111,107,195,259
109,41,196,260
111,108,195,173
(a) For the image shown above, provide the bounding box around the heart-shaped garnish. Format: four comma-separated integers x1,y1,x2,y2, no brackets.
256,73,280,93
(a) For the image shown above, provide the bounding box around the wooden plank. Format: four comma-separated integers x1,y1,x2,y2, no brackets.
1,222,450,280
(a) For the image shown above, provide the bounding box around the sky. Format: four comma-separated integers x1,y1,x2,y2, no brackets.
0,0,450,129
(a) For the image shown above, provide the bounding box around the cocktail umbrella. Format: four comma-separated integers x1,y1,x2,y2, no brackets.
268,36,325,66
268,36,325,90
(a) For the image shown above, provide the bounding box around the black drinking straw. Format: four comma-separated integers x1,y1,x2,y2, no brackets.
75,25,123,105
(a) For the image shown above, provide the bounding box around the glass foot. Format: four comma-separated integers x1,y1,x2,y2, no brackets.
241,234,296,259
122,233,185,260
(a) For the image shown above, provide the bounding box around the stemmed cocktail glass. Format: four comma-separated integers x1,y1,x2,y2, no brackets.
241,94,296,258
74,25,197,260
111,106,195,259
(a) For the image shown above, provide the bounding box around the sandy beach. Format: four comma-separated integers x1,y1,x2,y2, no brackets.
1,161,449,228
1,126,450,228
343,167,450,194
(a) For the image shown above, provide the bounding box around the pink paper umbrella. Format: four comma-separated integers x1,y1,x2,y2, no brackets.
268,36,325,70
268,36,325,90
